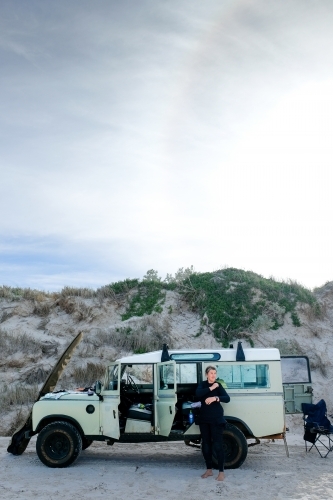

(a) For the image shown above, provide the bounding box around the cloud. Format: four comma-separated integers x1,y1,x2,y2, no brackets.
1,1,333,290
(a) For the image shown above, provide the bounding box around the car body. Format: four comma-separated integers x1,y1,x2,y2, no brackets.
25,342,312,468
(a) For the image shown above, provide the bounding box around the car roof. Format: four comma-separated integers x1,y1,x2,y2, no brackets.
115,348,280,364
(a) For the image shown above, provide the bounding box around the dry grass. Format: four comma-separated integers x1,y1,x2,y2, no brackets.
274,339,305,356
57,296,77,315
310,353,328,377
298,302,325,322
0,310,14,323
0,328,44,357
33,301,52,317
7,358,26,369
0,384,40,414
73,301,96,322
40,341,58,355
0,283,123,304
60,286,96,298
307,325,325,338
24,366,51,385
83,315,171,354
0,286,53,302
3,406,32,436
76,343,96,358
95,285,117,299
56,297,96,322
70,362,106,385
37,318,49,330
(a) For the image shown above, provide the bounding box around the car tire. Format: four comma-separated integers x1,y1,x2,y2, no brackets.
36,421,82,468
212,423,248,469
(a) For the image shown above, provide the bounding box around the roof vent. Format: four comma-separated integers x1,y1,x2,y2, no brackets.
161,343,170,362
236,341,245,361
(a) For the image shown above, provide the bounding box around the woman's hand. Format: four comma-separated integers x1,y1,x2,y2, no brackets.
205,396,218,405
209,382,219,391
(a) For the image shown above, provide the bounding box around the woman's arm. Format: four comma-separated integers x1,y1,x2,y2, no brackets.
217,385,230,403
195,382,211,399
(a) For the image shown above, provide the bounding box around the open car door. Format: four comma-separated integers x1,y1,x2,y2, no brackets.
100,362,121,440
281,356,313,413
154,361,177,436
7,331,83,455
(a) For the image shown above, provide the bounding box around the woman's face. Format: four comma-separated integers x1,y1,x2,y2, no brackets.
206,369,217,384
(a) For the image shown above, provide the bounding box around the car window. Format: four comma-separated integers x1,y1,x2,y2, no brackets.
214,363,270,389
281,356,311,384
123,364,153,385
176,363,197,383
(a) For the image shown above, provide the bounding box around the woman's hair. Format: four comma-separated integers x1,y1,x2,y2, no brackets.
205,365,217,375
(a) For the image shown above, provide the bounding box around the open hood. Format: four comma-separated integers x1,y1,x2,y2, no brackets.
37,331,83,398
7,331,83,456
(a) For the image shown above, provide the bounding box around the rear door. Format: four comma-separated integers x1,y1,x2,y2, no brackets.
100,362,121,439
154,361,177,436
281,356,313,413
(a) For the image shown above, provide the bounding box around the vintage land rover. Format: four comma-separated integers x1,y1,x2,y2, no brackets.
7,334,313,469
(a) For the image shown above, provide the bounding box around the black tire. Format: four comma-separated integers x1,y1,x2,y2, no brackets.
212,423,248,469
36,421,82,468
82,438,93,450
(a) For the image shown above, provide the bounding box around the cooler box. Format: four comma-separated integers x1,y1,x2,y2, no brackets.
182,402,193,416
128,404,152,421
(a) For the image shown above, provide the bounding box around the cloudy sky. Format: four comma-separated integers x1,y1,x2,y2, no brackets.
1,0,333,291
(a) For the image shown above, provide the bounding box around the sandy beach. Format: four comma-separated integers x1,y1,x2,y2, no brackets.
1,426,332,500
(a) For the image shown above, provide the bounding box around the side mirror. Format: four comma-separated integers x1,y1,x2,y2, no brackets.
95,380,102,395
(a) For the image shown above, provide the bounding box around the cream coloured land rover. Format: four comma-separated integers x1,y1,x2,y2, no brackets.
8,335,312,469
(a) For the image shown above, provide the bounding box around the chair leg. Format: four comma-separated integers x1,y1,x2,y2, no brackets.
313,434,333,458
283,433,289,458
306,441,315,453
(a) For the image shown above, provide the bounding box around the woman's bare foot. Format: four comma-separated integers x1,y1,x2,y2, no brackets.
201,469,213,478
216,471,225,481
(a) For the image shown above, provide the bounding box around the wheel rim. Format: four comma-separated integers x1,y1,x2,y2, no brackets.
44,432,71,460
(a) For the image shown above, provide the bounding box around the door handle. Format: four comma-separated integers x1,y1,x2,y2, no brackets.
113,410,116,418
169,406,172,414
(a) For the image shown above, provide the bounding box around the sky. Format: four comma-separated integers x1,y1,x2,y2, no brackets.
1,0,333,291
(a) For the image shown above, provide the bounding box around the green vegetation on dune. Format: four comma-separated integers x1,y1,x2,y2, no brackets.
0,267,320,348
114,267,319,347
121,280,166,319
119,271,166,320
179,268,318,346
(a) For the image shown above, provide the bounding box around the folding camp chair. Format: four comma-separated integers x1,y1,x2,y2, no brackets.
302,399,333,458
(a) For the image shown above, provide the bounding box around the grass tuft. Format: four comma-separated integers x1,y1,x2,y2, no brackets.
0,329,45,357
0,384,40,413
70,362,106,386
83,315,171,355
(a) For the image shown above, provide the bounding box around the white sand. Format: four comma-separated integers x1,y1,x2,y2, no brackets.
1,428,333,500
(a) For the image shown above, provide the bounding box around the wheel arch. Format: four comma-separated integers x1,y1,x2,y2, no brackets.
225,417,253,439
183,417,253,444
35,415,84,438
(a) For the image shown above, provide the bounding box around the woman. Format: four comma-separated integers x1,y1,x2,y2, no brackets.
195,365,230,481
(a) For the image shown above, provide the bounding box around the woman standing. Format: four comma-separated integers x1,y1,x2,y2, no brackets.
195,366,230,481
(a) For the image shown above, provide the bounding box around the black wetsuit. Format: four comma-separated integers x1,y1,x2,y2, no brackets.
195,381,230,472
